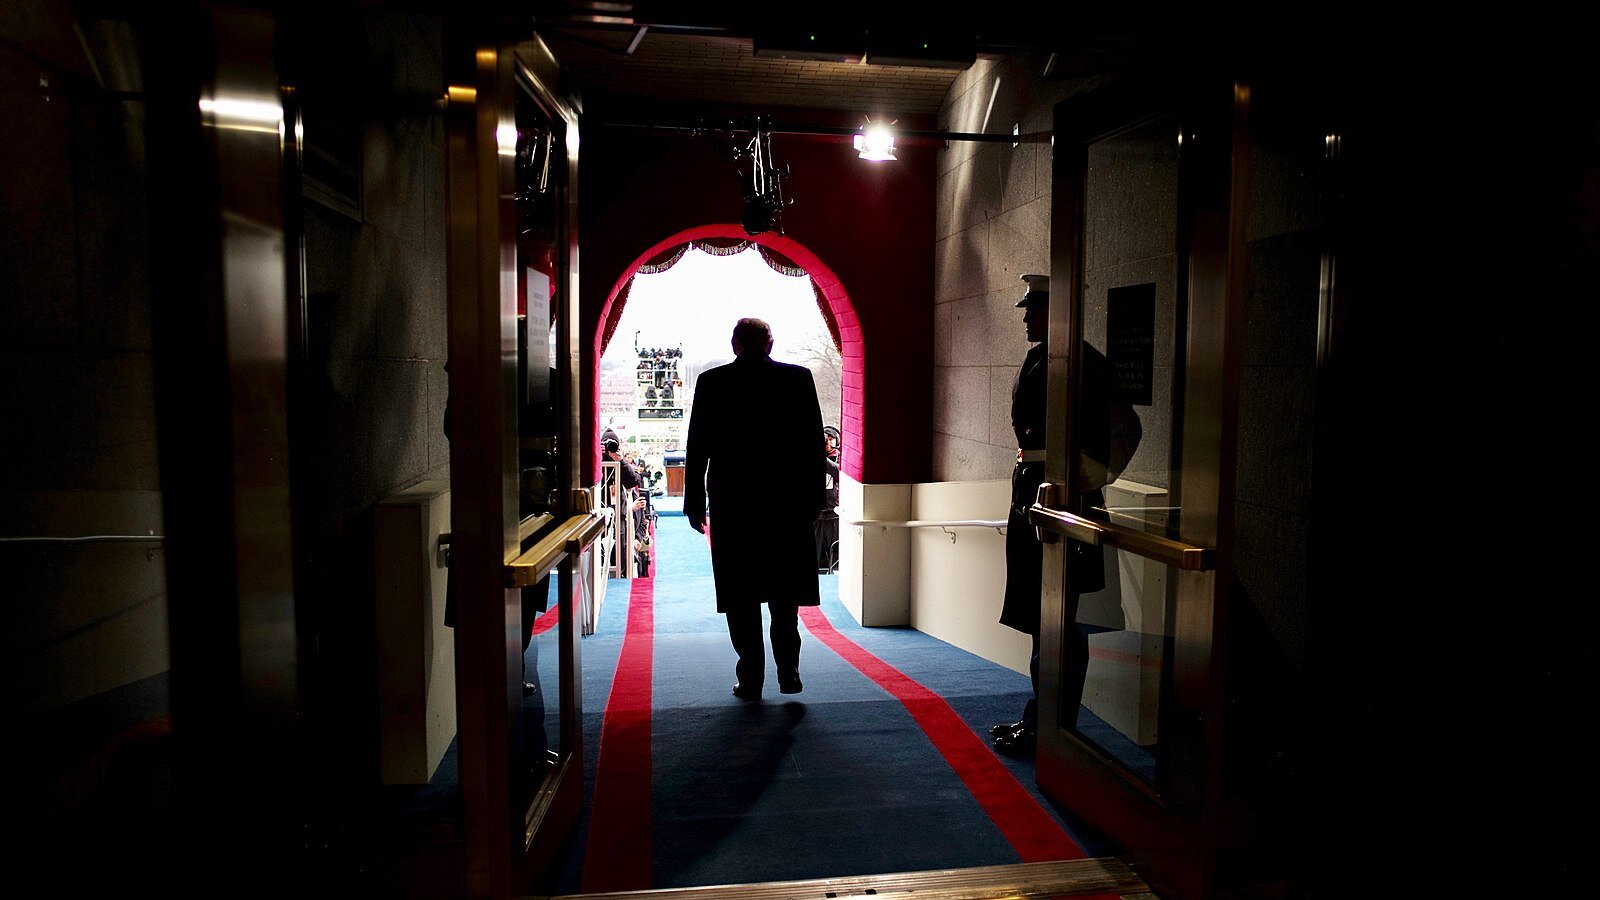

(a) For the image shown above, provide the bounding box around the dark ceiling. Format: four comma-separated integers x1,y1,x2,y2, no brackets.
528,3,1153,121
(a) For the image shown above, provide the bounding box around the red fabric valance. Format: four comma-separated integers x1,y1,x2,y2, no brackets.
756,244,807,278
598,278,633,352
695,237,750,256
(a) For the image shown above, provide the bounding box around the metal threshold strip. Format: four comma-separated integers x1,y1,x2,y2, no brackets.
540,858,1153,900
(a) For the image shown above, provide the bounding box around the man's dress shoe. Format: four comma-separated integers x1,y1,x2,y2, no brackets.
732,682,761,701
993,725,1037,755
778,672,803,694
990,719,1027,738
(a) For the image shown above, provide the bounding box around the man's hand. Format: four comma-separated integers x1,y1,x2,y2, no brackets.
688,511,705,534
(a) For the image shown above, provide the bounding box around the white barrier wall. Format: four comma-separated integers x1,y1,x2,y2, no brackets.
375,480,455,785
837,474,910,626
837,475,1026,674
909,479,1031,675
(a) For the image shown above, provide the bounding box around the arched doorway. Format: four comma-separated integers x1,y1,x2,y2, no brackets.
590,224,863,484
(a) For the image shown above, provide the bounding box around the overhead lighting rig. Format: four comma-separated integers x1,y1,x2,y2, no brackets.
692,116,793,236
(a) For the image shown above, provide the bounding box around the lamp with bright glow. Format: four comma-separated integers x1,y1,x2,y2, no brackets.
853,121,897,161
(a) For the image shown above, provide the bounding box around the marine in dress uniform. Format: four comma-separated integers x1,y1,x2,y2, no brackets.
992,274,1132,754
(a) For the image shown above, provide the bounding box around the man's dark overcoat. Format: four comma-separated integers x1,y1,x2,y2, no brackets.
685,354,826,611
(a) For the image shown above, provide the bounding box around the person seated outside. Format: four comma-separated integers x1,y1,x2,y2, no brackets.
815,425,842,571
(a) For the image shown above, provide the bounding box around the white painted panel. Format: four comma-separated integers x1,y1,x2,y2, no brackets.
909,479,1030,674
838,475,911,626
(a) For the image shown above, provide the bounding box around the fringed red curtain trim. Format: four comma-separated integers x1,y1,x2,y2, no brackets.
694,237,750,256
599,278,633,353
756,244,808,278
812,280,842,351
634,243,688,274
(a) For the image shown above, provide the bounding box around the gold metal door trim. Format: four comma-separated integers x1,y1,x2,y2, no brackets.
550,857,1149,900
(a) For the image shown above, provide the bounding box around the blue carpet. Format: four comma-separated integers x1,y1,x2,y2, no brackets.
550,515,1120,892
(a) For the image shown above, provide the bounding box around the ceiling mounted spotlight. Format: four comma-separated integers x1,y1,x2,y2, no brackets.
853,119,897,162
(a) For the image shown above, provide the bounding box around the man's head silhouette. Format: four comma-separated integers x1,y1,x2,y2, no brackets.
731,318,774,358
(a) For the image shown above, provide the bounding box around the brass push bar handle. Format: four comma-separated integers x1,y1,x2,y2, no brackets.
519,512,554,543
1027,483,1216,572
567,514,607,556
1027,505,1106,545
505,513,606,588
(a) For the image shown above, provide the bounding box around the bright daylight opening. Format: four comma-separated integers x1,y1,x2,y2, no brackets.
599,243,843,523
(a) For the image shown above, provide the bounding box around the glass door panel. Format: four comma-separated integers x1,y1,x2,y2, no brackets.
512,72,567,810
1079,113,1183,539
446,29,584,893
1062,115,1182,786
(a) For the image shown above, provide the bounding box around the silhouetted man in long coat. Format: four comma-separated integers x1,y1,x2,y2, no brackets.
685,318,826,700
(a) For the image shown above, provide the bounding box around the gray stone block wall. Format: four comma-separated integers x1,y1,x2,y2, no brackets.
301,10,447,540
930,55,1119,482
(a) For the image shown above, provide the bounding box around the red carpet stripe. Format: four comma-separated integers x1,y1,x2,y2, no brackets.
528,604,559,638
580,572,655,891
798,606,1086,864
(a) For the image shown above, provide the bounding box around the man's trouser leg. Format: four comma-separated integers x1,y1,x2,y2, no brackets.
768,602,801,677
725,603,766,690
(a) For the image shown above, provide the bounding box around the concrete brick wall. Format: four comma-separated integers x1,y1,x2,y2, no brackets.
931,55,1102,481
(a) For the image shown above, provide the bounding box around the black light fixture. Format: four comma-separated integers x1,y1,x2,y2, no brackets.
694,116,792,236
741,195,775,236
742,123,791,235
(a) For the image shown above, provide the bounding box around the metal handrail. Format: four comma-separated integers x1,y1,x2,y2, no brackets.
845,517,1008,543
846,518,1006,529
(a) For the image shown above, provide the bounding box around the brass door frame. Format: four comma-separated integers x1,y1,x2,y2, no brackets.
1033,79,1248,900
445,21,586,897
511,38,591,884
